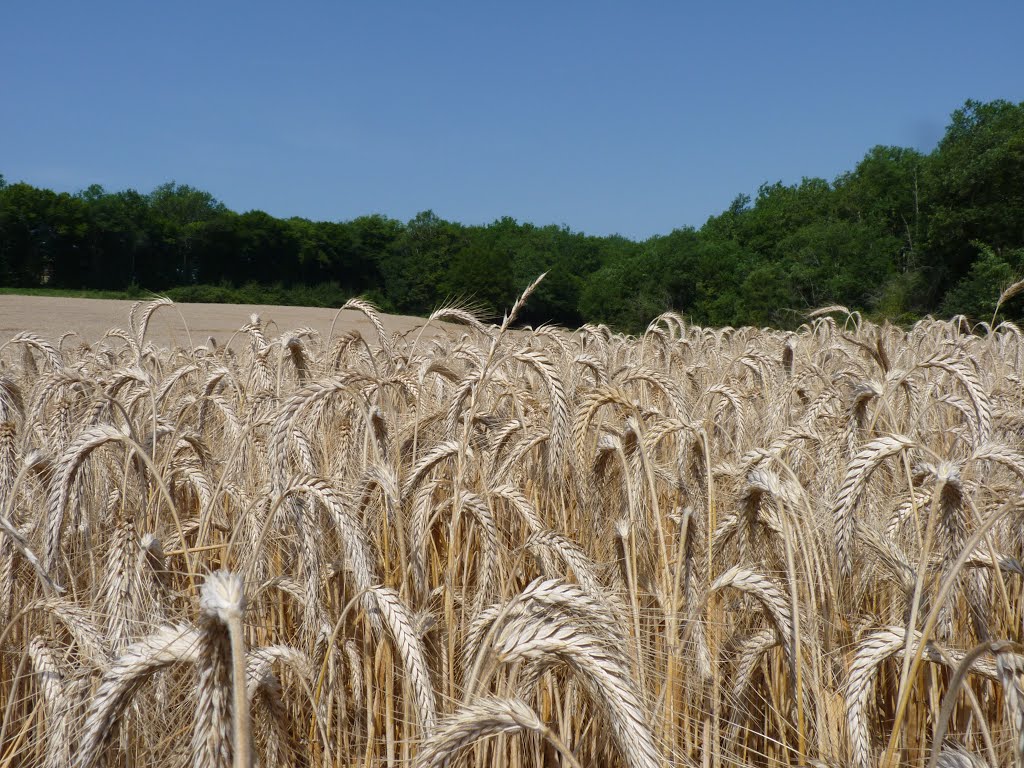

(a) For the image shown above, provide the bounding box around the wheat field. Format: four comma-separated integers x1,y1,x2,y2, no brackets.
1,280,1023,768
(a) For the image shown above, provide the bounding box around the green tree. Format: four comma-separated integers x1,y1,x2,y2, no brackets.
148,182,226,226
925,99,1024,302
347,214,400,295
230,210,301,285
191,211,243,285
941,242,1024,320
777,219,899,310
689,239,749,326
379,211,467,314
835,145,926,275
148,182,227,284
78,187,155,288
443,220,517,317
578,249,670,332
0,183,89,287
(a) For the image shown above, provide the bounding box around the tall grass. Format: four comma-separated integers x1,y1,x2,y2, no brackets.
1,291,1023,767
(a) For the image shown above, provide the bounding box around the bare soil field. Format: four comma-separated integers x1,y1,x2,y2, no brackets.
0,294,434,347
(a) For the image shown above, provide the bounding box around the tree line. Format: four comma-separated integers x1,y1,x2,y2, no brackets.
2,98,1022,331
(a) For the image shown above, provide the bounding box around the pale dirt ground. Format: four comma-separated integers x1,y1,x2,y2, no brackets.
0,295,441,350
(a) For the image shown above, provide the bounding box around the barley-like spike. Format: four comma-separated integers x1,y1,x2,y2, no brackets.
917,354,992,445
10,331,64,372
0,502,58,592
77,624,200,768
341,297,393,354
514,349,570,487
846,626,1012,768
29,636,74,768
414,697,545,768
195,571,250,768
268,374,369,489
710,565,793,659
45,423,134,575
482,608,660,768
402,440,465,501
279,475,380,626
934,744,989,768
368,585,437,734
831,435,916,580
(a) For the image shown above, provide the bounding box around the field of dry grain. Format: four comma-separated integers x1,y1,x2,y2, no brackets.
0,295,436,348
1,284,1023,768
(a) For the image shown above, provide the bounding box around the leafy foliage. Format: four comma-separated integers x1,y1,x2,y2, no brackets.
2,98,1023,331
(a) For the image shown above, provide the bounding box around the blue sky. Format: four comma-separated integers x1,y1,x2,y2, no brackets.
3,1,1022,239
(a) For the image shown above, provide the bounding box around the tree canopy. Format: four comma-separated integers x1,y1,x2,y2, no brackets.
3,99,1023,331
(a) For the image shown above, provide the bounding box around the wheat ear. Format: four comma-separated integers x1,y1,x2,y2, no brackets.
934,744,989,768
414,697,581,768
29,636,73,768
196,571,251,768
368,585,437,734
473,604,659,768
831,435,915,580
77,624,200,768
846,626,1009,768
710,565,793,654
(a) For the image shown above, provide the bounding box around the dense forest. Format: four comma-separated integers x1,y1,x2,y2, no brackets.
2,99,1022,331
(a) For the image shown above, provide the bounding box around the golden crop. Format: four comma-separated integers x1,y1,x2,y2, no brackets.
1,286,1022,768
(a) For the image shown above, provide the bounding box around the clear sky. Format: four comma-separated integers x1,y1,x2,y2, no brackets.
3,1,1022,239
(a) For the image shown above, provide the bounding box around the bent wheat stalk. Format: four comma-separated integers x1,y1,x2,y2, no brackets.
77,624,200,768
415,697,582,768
